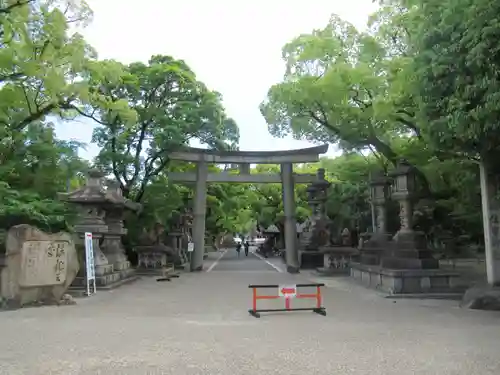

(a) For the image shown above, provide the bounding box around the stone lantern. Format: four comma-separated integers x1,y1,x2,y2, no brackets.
351,161,461,294
357,170,393,266
181,192,194,239
306,183,319,217
298,168,332,269
101,180,141,277
310,168,331,217
166,192,193,267
58,169,115,288
369,170,392,236
390,160,417,233
384,160,438,269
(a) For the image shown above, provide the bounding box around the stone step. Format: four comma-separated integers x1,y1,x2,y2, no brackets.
71,267,136,287
113,261,131,271
67,275,140,297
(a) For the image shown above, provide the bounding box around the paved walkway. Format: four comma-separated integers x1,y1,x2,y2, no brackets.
0,248,499,374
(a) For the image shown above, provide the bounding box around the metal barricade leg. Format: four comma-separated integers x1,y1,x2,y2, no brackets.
248,287,261,318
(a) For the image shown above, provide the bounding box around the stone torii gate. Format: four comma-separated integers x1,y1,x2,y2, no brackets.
167,144,329,273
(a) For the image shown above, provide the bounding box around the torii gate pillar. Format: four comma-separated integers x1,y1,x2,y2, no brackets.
281,163,299,273
191,162,208,271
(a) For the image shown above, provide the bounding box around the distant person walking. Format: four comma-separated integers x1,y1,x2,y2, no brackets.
244,240,249,256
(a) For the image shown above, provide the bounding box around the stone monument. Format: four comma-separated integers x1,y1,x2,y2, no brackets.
1,225,79,307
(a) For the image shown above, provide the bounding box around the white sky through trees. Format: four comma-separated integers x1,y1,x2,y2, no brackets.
55,0,379,160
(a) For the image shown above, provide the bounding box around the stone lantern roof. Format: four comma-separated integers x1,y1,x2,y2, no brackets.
369,170,392,186
105,180,142,212
264,224,280,234
59,169,142,212
312,168,331,190
388,159,416,178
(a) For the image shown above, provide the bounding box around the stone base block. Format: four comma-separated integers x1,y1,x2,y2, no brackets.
393,229,427,249
95,264,114,277
299,251,324,269
359,248,384,265
113,261,131,271
350,262,463,295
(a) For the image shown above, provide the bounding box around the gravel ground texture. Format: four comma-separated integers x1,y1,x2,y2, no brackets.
0,248,499,375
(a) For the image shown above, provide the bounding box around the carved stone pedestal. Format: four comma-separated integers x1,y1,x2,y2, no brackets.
315,246,357,276
135,245,176,276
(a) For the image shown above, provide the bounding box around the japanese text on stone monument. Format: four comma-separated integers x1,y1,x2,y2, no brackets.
19,240,69,287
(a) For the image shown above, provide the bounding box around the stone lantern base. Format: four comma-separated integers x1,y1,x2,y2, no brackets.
358,232,393,266
350,230,464,295
69,240,139,294
381,230,439,270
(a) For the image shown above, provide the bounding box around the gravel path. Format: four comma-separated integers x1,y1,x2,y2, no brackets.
0,248,499,375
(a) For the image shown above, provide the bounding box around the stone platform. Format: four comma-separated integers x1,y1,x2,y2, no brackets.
350,262,464,296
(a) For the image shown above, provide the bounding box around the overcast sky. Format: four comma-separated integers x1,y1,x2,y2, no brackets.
55,0,379,160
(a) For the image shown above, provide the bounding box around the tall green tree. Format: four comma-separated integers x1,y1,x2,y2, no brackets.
408,0,500,163
89,55,240,202
260,15,417,164
0,0,129,244
0,0,131,133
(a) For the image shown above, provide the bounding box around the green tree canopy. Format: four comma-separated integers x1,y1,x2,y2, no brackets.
89,55,240,202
